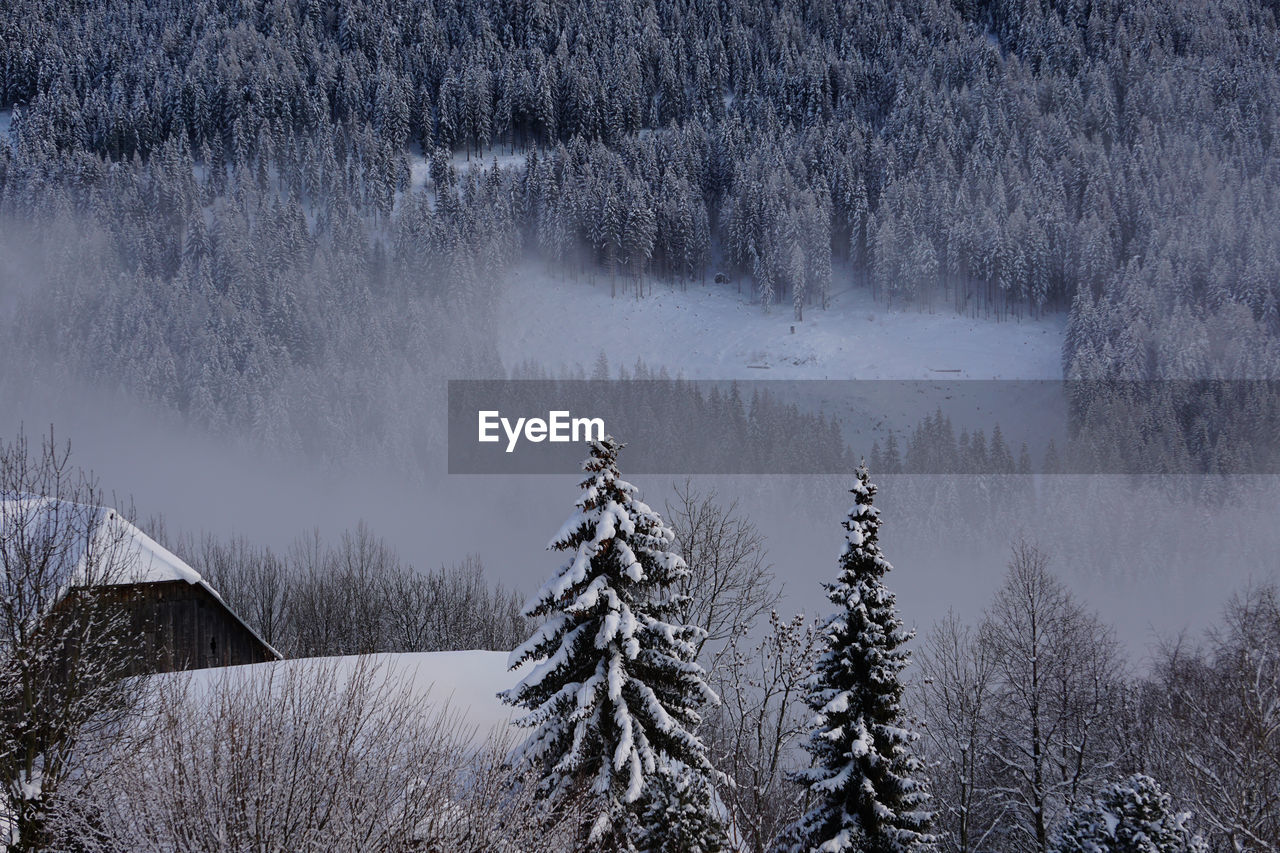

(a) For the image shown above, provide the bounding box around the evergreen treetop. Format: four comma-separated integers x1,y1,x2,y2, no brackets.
502,436,719,848
783,463,933,853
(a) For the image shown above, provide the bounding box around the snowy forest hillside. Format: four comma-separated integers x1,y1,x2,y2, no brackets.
2,2,1280,849
2,0,1280,469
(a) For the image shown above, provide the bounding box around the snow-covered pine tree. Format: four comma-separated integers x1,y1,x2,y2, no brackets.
781,464,933,853
635,760,732,853
501,437,723,850
1052,775,1207,853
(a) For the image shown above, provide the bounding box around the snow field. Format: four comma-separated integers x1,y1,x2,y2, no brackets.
179,650,518,744
497,267,1069,449
497,267,1065,382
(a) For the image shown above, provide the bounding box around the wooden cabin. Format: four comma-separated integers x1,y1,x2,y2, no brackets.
78,577,279,674
10,496,280,674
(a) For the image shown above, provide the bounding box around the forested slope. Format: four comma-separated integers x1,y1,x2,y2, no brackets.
2,0,1278,463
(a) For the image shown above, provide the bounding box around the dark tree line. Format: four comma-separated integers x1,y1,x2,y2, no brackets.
871,409,1033,476
160,524,530,658
490,360,855,474
872,377,1280,479
1,0,1279,428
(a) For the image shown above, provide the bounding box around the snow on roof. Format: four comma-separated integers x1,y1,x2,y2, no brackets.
1,495,280,658
2,494,201,587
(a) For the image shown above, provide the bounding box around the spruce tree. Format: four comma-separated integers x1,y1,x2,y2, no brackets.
501,437,722,850
782,464,933,853
1052,775,1206,853
635,761,732,853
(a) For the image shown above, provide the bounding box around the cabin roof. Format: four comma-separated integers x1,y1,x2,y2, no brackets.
2,495,281,659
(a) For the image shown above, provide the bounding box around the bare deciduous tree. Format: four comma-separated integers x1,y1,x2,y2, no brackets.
84,656,575,852
703,611,820,853
392,554,527,655
1149,582,1280,852
0,430,148,852
184,532,290,648
914,611,1004,853
665,480,779,664
176,524,529,658
978,540,1126,853
286,523,398,656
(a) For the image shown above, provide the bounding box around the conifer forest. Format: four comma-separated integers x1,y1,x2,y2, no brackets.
0,0,1278,851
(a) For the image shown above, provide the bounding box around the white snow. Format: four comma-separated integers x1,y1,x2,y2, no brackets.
108,513,204,587
0,497,200,586
497,266,1065,381
496,267,1070,445
0,110,11,143
178,651,520,743
407,148,430,188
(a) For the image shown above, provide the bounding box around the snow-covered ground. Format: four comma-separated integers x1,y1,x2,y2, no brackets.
497,268,1065,381
181,650,518,743
497,268,1069,447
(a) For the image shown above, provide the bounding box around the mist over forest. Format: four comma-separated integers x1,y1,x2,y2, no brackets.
2,0,1280,607
1,0,1276,615
1,1,1279,848
0,0,1276,613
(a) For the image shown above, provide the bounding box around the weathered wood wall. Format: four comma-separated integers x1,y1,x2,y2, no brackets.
89,580,276,673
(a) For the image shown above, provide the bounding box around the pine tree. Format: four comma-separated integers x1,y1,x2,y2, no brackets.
884,433,902,474
789,238,807,321
624,185,657,296
501,437,722,850
1052,775,1206,853
782,464,933,853
635,761,732,853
